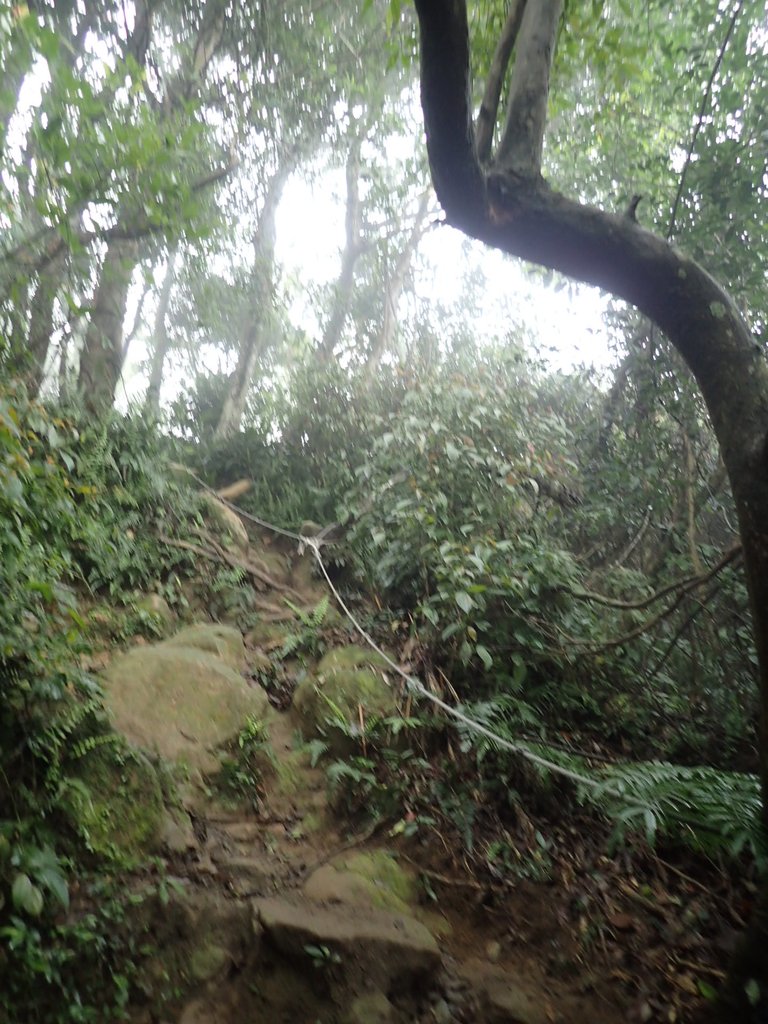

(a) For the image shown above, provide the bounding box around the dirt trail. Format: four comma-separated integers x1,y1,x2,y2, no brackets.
146,701,628,1024
122,523,631,1024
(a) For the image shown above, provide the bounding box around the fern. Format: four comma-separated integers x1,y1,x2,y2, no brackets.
589,761,765,866
278,597,330,660
457,708,764,866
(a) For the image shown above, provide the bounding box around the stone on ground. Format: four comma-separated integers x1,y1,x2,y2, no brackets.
101,623,269,773
292,645,397,754
254,894,440,991
304,850,415,916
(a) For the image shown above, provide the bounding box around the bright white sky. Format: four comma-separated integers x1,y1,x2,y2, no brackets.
10,44,617,404
274,171,615,376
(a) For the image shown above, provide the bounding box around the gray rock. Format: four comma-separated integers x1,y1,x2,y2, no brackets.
254,894,440,990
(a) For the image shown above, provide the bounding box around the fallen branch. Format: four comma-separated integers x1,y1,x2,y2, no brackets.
158,531,302,599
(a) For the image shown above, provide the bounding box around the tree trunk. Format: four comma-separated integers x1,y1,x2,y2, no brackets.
77,240,139,410
413,1,768,1016
76,0,225,414
214,158,294,441
365,190,431,378
26,254,66,397
316,115,365,362
144,248,178,415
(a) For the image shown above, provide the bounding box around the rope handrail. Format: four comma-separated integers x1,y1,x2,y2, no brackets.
187,467,621,796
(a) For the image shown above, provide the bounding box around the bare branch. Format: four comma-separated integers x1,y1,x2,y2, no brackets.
475,0,527,164
495,0,563,176
572,541,741,611
3,159,238,275
667,2,743,240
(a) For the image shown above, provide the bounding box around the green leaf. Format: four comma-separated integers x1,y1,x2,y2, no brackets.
454,590,474,613
12,873,44,916
476,644,493,669
746,979,761,1007
697,979,717,1000
422,605,439,626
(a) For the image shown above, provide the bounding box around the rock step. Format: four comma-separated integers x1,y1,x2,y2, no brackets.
253,894,441,990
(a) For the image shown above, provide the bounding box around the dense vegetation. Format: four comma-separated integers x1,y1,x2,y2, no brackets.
0,0,766,1020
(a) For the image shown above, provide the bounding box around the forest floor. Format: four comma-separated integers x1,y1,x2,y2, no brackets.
107,517,745,1024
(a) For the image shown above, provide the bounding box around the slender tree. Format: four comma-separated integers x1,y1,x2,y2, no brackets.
213,157,294,440
411,1,768,1016
78,0,226,412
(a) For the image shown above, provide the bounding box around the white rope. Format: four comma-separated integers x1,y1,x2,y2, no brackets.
186,467,618,796
308,544,610,793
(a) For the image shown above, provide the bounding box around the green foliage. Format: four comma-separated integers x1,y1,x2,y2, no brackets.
0,876,153,1024
278,597,330,661
588,761,764,866
215,716,274,802
64,414,200,597
0,383,210,1018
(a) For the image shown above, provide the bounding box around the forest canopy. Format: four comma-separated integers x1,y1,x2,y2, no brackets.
0,1,767,1021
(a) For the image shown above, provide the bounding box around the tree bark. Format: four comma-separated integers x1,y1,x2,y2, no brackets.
77,240,140,409
413,1,768,1016
144,248,178,415
213,158,293,441
26,254,66,397
316,115,365,362
76,0,224,414
475,0,528,163
496,0,562,175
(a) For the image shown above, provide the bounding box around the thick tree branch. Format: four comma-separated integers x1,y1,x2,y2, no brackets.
415,0,486,229
496,0,562,175
475,0,527,164
413,0,766,501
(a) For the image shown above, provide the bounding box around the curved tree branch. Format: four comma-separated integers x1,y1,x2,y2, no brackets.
414,0,766,495
475,0,528,164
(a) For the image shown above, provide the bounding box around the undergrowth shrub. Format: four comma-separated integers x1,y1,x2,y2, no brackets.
0,385,203,1020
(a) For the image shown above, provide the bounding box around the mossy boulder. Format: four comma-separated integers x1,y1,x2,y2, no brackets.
292,646,396,754
162,623,246,670
304,850,415,916
64,744,165,859
101,623,269,773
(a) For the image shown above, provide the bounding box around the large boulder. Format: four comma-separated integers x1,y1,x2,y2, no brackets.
101,624,269,773
304,850,416,916
253,895,440,991
292,646,397,755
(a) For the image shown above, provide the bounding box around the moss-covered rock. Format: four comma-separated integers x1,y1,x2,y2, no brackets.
101,623,268,773
304,851,415,915
161,623,245,670
64,744,165,859
292,646,396,755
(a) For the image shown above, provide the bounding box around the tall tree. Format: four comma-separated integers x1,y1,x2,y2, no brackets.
316,107,367,362
77,0,226,412
410,0,767,1017
213,156,294,440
